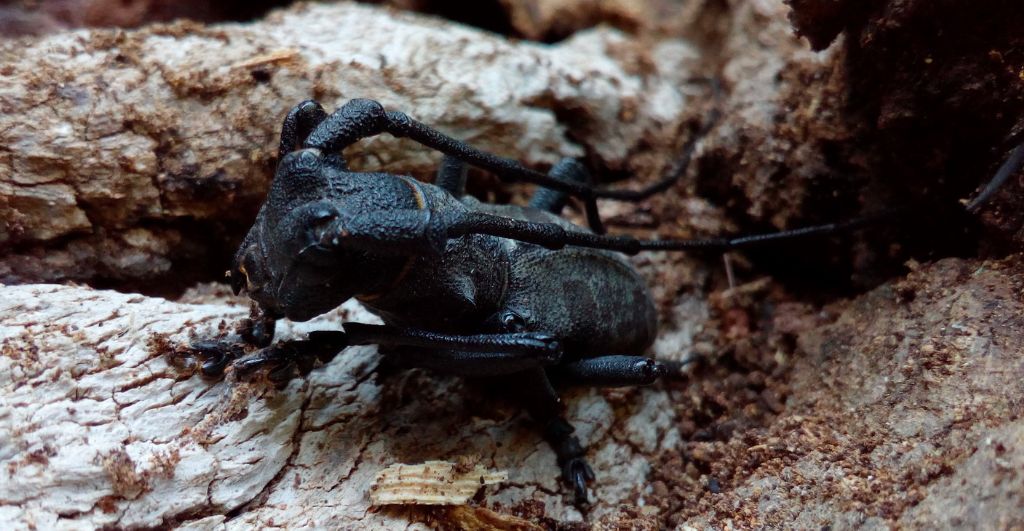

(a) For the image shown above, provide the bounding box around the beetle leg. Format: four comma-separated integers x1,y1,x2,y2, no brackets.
528,158,590,214
549,355,666,387
182,340,247,379
343,322,562,364
238,304,277,348
511,368,594,505
527,158,606,232
434,155,468,197
231,330,349,385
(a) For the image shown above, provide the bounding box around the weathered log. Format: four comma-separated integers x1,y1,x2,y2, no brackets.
5,257,1024,528
0,284,678,528
0,1,701,287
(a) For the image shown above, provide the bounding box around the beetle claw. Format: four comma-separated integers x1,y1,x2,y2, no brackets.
183,340,245,379
563,457,594,505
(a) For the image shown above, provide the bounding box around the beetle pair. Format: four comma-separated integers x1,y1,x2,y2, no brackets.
190,98,1024,504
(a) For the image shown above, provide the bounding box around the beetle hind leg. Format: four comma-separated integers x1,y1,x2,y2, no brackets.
549,355,666,387
512,368,595,505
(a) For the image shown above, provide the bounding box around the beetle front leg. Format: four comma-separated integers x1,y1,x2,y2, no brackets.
230,331,348,385
190,331,348,385
183,331,346,383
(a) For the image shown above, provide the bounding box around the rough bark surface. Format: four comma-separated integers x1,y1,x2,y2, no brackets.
0,284,680,528
0,1,700,287
666,256,1024,528
5,258,1024,529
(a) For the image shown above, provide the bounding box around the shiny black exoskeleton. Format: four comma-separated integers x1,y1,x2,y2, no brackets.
192,98,1024,504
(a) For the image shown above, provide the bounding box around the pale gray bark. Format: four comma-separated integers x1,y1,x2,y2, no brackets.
0,284,684,529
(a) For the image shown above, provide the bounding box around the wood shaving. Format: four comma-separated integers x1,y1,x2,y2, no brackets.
369,460,508,506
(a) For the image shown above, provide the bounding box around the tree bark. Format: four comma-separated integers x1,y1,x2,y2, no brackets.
0,284,681,528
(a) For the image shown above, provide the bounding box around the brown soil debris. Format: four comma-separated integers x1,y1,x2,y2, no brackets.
650,256,1024,528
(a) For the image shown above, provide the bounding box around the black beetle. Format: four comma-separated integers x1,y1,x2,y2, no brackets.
190,98,1023,504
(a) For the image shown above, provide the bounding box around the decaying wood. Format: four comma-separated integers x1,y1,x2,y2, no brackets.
4,257,1024,529
369,460,508,506
664,256,1024,528
0,285,684,528
497,0,656,41
0,1,701,286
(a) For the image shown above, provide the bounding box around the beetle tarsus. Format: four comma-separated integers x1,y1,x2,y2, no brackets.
239,309,277,348
233,331,350,383
184,340,246,379
552,355,666,387
564,457,595,505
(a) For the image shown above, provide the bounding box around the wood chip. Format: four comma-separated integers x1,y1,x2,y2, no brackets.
369,460,508,506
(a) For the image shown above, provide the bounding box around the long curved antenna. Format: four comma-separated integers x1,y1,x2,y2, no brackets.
447,208,900,256
300,97,722,202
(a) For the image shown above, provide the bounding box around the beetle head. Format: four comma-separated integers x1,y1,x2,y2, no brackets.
227,149,377,321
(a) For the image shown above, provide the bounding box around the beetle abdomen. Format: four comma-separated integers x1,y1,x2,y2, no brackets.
503,247,657,357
